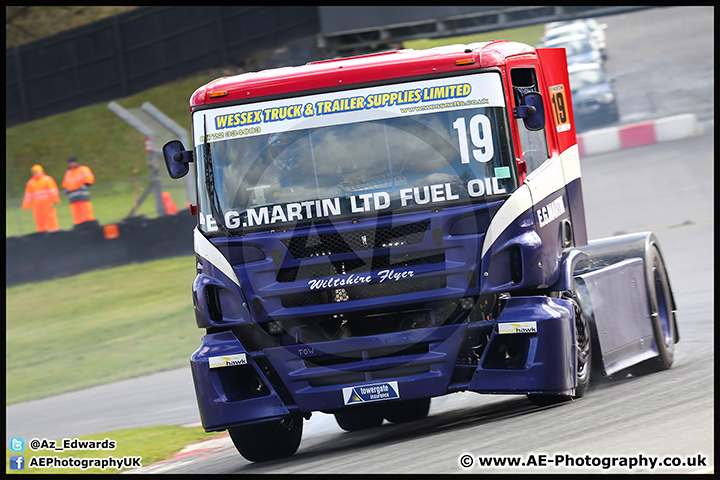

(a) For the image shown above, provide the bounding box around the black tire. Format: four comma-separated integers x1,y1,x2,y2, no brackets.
571,288,593,398
334,404,384,432
630,245,677,375
607,105,620,124
228,414,303,462
527,288,592,407
383,398,431,424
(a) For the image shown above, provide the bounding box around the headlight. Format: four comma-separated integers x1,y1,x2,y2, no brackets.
600,92,615,103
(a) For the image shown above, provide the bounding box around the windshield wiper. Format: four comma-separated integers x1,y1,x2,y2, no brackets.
202,116,233,237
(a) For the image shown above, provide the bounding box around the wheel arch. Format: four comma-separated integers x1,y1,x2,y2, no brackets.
574,232,678,344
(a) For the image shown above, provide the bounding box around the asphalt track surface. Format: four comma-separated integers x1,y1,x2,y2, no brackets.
6,6,714,474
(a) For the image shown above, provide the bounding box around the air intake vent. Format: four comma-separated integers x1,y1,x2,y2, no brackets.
281,221,430,259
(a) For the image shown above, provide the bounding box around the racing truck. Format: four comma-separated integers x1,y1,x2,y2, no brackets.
162,40,678,462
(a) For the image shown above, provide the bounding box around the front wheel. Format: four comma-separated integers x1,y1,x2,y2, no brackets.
527,289,592,407
228,414,303,462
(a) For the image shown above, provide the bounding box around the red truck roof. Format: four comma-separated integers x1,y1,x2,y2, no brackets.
190,40,536,109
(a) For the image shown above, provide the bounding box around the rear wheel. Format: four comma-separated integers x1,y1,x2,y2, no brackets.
228,414,303,462
527,288,592,407
630,245,677,375
334,404,384,432
383,398,431,424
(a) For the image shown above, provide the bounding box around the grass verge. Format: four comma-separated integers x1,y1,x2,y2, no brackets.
5,425,223,474
5,255,199,405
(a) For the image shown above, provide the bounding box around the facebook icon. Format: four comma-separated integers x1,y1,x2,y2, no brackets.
10,455,25,470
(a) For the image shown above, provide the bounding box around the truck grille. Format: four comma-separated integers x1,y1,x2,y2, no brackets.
280,221,430,259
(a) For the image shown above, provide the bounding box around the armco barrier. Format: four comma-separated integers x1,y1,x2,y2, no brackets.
577,113,703,157
5,213,196,287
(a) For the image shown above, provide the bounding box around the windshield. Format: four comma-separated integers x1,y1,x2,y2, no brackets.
568,67,606,90
193,72,517,234
548,38,593,56
546,25,589,42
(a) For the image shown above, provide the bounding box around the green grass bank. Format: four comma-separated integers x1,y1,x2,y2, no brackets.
6,255,199,405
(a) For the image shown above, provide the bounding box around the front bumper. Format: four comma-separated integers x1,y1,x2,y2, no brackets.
191,295,576,431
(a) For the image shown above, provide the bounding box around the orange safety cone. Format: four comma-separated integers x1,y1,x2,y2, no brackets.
103,224,120,239
162,191,178,215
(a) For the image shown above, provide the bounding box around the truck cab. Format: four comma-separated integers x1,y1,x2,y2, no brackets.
163,41,677,462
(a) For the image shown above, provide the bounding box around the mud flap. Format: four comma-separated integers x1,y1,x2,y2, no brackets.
574,231,678,376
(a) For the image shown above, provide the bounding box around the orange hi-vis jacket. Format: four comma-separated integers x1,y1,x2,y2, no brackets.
23,173,60,209
22,173,61,232
62,165,95,203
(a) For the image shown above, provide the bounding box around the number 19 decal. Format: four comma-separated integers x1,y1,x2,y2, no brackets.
549,84,571,133
453,114,494,164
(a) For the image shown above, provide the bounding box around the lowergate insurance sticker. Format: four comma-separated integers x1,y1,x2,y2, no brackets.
343,381,400,405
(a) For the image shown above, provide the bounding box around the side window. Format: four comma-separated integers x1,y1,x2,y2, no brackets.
511,68,549,175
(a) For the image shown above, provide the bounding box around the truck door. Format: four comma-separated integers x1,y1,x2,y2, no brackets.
509,65,550,177
507,61,569,287
536,47,588,248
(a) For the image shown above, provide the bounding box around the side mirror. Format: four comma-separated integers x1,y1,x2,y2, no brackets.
514,92,545,131
162,140,193,179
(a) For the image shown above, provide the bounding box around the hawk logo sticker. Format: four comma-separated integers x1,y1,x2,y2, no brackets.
343,381,400,405
209,353,248,368
498,322,538,334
